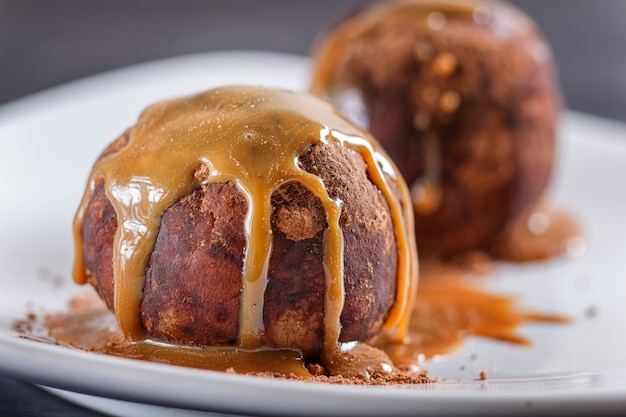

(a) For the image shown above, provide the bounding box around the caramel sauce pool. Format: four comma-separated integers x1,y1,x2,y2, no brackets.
71,86,417,370
370,259,570,366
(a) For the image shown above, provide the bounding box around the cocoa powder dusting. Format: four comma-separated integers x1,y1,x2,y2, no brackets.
12,312,38,334
256,367,433,386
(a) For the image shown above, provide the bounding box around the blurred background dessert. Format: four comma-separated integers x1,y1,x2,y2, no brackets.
310,0,560,256
309,0,568,259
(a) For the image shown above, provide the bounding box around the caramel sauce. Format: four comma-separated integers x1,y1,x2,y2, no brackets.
371,259,570,366
410,134,442,216
46,300,311,377
71,86,417,368
490,201,584,262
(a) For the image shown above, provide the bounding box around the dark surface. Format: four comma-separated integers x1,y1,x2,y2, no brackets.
0,374,107,417
0,0,625,122
1,1,624,416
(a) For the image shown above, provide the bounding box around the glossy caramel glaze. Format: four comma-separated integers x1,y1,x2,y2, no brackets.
72,86,418,366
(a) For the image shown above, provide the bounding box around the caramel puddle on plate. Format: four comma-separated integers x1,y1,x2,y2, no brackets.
43,292,310,377
371,201,580,366
370,258,570,367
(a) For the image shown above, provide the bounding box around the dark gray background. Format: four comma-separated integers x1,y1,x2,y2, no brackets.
0,1,624,416
1,0,625,122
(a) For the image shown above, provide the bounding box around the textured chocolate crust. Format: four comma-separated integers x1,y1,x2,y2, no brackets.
311,1,561,255
81,136,398,358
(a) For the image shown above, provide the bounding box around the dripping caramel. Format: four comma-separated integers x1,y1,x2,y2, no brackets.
72,86,417,369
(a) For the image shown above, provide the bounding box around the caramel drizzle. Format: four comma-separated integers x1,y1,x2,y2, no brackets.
411,133,442,216
72,86,417,358
327,130,418,340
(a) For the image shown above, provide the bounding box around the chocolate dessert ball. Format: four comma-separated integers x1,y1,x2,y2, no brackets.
310,0,562,256
73,86,417,360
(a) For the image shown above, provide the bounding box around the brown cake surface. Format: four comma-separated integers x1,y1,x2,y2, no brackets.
74,85,417,361
310,0,562,256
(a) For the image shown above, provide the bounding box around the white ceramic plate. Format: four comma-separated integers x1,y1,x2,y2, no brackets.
1,51,625,416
